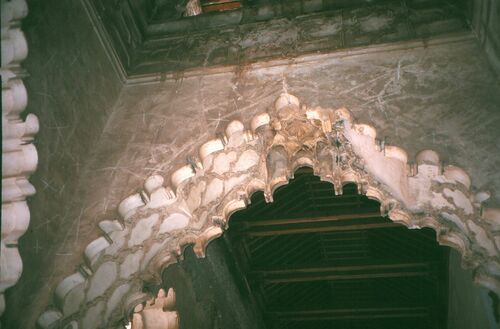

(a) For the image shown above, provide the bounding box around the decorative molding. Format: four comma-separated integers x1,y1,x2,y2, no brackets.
80,0,128,84
1,0,39,316
80,0,469,80
130,288,178,329
37,94,499,328
124,32,475,85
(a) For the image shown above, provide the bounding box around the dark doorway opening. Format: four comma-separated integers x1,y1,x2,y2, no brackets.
226,167,449,329
163,167,449,329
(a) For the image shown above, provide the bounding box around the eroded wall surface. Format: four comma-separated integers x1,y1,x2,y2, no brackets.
1,0,122,327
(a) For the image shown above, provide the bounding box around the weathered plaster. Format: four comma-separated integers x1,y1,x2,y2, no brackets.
1,0,122,327
448,249,497,329
161,241,265,329
129,288,179,329
83,0,469,77
471,0,500,76
4,16,500,328
36,89,500,328
91,34,500,214
1,0,37,316
136,2,467,75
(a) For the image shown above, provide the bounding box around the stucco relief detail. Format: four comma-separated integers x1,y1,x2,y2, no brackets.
131,288,178,329
38,94,499,329
1,0,38,316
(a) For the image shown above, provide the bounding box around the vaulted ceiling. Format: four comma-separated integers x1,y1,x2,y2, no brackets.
87,0,469,77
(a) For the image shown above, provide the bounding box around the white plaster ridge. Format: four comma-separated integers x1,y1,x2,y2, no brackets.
0,0,38,317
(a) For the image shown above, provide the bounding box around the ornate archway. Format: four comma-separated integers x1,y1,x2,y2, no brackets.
37,94,500,329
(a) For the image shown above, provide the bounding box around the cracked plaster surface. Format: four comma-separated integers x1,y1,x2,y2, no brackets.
4,31,500,329
2,0,122,327
35,89,500,328
96,38,500,211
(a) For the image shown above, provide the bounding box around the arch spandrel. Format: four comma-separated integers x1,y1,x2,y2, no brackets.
37,94,500,329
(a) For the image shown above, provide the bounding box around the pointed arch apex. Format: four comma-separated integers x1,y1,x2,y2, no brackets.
39,93,500,329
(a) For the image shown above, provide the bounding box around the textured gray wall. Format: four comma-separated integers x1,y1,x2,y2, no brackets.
162,239,265,329
471,0,500,76
1,0,122,327
448,250,497,329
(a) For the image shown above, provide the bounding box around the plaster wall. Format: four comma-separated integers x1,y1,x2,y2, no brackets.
471,0,500,76
23,34,499,327
84,37,497,328
90,34,500,217
134,0,469,75
1,0,122,327
162,239,264,329
4,15,500,329
448,249,497,329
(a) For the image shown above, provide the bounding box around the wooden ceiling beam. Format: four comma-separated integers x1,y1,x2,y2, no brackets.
269,306,428,316
237,212,383,228
242,222,401,237
258,271,433,283
268,306,429,321
252,262,433,275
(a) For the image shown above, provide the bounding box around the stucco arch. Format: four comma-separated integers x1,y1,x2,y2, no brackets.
37,94,500,329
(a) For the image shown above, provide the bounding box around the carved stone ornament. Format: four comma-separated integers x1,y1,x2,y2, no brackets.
38,93,499,329
1,0,38,317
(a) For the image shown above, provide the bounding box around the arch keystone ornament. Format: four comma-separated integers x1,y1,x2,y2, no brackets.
38,94,500,329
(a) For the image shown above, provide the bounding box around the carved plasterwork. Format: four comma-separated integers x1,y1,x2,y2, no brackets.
131,288,178,329
1,0,38,316
184,0,202,16
38,94,500,329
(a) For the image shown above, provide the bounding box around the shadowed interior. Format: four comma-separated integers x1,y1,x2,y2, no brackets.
162,167,450,329
226,167,449,329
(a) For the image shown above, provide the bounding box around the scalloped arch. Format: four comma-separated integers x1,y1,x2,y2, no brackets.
37,94,500,329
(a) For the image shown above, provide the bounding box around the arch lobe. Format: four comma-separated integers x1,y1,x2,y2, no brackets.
38,93,500,329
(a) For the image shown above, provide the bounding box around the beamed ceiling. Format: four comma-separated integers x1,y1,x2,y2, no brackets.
226,168,449,329
87,0,469,78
